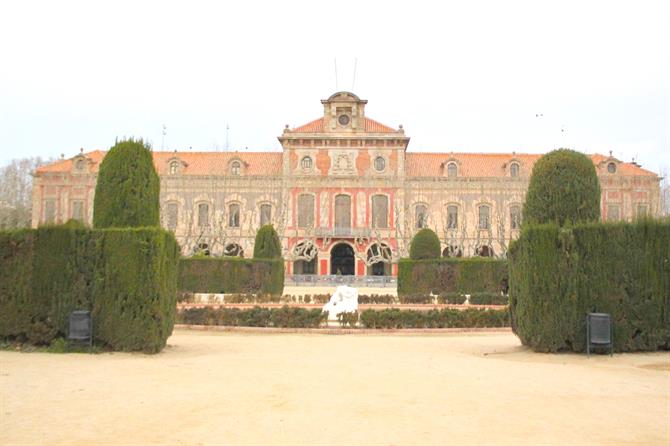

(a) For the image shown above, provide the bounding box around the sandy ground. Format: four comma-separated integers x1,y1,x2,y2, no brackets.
1,330,669,446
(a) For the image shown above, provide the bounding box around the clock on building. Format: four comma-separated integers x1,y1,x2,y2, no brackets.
338,114,350,126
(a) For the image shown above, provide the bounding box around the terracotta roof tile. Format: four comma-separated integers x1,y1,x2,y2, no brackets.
405,152,657,178
36,150,283,176
291,117,397,133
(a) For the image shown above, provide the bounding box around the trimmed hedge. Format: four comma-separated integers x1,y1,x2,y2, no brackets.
523,148,601,226
177,306,326,328
176,306,509,329
398,257,508,295
179,257,284,295
409,228,441,259
93,138,160,229
359,308,509,329
0,227,179,352
509,220,670,352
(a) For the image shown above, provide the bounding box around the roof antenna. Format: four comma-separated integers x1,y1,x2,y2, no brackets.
351,58,358,92
334,58,338,91
161,124,167,151
225,124,230,152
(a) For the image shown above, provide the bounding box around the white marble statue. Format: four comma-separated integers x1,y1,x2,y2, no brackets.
323,285,359,320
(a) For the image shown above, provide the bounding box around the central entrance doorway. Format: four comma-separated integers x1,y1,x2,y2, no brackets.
330,243,355,275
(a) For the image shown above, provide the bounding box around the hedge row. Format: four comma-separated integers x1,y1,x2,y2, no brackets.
359,308,510,329
509,220,670,352
179,257,284,295
176,306,509,329
398,257,508,295
177,306,325,328
0,227,179,352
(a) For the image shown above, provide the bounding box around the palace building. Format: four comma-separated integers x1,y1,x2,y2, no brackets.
32,92,662,285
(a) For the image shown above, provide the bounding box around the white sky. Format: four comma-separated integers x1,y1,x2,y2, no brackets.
1,0,669,175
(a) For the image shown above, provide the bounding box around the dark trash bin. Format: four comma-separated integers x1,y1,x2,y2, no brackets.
68,310,93,346
586,312,612,356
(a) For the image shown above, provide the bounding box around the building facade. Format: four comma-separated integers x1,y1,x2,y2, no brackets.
33,92,662,283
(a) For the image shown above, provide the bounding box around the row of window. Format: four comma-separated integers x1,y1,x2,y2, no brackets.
300,155,387,172
446,161,520,178
169,160,243,176
296,194,390,228
164,202,272,229
414,204,522,230
43,200,85,224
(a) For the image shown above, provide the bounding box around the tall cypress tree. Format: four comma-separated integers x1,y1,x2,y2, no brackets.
253,224,282,259
93,138,160,228
523,149,601,227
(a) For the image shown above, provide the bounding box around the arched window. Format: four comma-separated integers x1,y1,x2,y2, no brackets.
442,245,462,258
607,162,616,174
228,203,240,227
510,162,519,178
223,243,244,257
259,203,272,226
510,205,521,229
197,243,210,256
367,243,392,276
447,162,458,178
293,241,317,275
334,194,351,229
297,194,314,228
166,202,178,230
301,156,313,170
476,245,494,257
231,161,241,175
169,161,179,175
447,205,458,229
478,205,490,230
374,156,386,172
371,195,388,228
415,204,428,229
76,159,85,171
197,203,209,227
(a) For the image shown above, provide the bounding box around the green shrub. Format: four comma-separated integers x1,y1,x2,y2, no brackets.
468,293,508,305
253,225,282,259
398,294,434,304
358,308,509,329
409,228,441,260
523,149,601,226
179,257,284,295
509,220,670,352
177,306,325,328
0,227,179,353
437,293,468,305
398,257,508,295
93,138,160,228
358,294,396,305
337,311,359,328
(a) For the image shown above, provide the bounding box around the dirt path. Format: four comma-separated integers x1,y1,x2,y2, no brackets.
1,330,669,445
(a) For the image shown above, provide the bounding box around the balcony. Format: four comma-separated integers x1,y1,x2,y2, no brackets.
286,274,397,288
314,227,371,238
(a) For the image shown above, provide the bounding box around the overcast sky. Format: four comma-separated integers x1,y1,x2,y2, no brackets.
1,0,668,175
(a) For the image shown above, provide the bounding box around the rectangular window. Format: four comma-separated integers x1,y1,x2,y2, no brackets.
478,206,490,230
447,205,458,229
297,194,314,228
166,202,178,230
44,200,56,224
607,205,620,221
510,206,521,229
415,204,427,229
260,204,272,226
229,204,240,227
71,200,84,221
198,203,209,227
636,204,648,218
334,195,351,229
371,195,388,228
